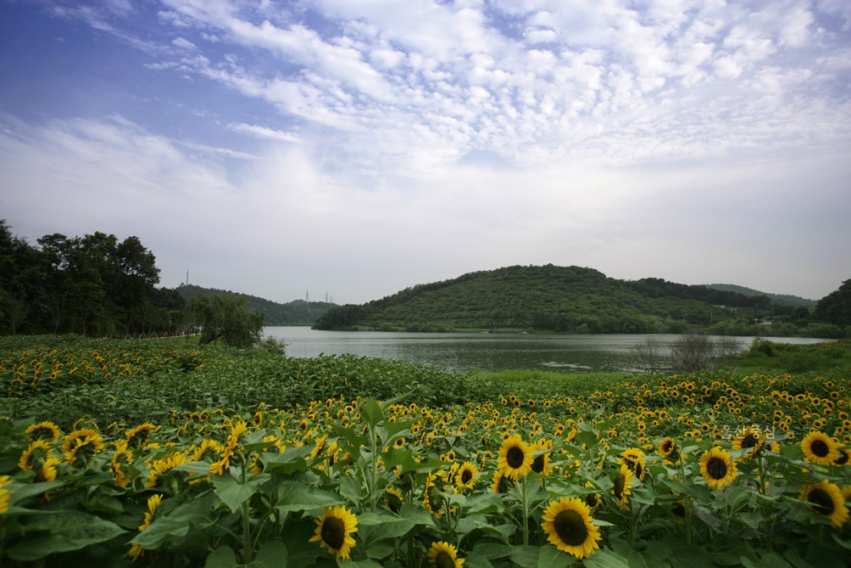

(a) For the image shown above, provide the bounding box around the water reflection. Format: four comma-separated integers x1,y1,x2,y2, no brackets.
263,327,828,374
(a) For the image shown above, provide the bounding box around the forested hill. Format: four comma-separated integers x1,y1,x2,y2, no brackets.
312,264,794,334
705,284,816,307
175,285,336,326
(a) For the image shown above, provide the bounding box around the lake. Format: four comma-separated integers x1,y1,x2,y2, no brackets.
263,327,829,373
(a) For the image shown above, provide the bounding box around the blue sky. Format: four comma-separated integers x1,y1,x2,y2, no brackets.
1,0,850,304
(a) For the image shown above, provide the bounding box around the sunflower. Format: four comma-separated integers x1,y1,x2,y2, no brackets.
732,427,763,458
583,481,601,510
112,442,134,489
125,423,157,449
0,476,11,515
620,448,646,481
146,452,188,488
530,438,553,477
385,486,404,513
658,437,677,459
25,421,61,443
800,479,849,528
428,541,465,567
801,432,841,466
498,435,533,480
18,439,52,472
192,439,224,463
612,464,633,510
309,505,358,560
834,449,851,467
455,462,478,491
491,470,511,494
541,497,601,559
128,494,163,561
424,471,447,518
699,447,737,490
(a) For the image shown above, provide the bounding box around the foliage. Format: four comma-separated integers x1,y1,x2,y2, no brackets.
192,294,265,349
0,220,187,337
2,337,851,566
176,284,336,326
735,339,851,375
313,264,800,335
814,280,851,328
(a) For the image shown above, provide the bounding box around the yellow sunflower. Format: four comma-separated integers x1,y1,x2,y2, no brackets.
731,426,764,458
18,439,53,472
657,437,676,458
699,447,736,490
800,479,849,528
0,475,11,514
491,470,511,494
25,421,61,443
530,438,553,477
455,462,478,491
834,449,851,467
583,481,601,510
428,541,464,567
497,435,534,480
612,464,633,510
541,497,601,559
424,471,447,518
128,494,163,561
620,448,646,482
801,432,841,466
309,505,358,560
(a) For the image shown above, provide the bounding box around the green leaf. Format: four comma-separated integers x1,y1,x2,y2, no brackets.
275,480,342,513
582,549,631,568
337,559,385,568
134,493,217,548
6,511,126,561
362,399,384,429
252,540,289,568
86,493,125,514
363,539,397,560
471,543,513,559
212,472,271,513
261,446,313,475
509,545,540,568
206,546,238,568
537,544,573,568
7,479,65,507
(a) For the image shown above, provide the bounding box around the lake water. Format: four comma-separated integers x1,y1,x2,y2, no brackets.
263,327,829,373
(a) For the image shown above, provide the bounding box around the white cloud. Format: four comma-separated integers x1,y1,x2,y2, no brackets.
227,122,302,143
172,37,196,50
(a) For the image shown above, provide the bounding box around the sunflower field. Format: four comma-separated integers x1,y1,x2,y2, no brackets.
2,336,851,567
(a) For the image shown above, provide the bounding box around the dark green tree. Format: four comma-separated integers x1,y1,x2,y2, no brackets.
814,280,851,327
192,293,265,348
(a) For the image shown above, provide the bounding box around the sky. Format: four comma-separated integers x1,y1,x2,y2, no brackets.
1,0,850,305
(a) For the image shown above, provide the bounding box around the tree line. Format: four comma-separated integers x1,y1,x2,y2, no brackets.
0,220,188,336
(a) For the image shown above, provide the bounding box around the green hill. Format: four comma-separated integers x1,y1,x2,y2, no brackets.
706,283,816,307
313,264,777,334
175,284,336,326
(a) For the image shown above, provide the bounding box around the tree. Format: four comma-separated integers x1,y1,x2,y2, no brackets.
814,280,851,327
192,293,265,348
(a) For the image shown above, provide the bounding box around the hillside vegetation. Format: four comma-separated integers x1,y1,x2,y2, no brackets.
313,264,841,336
176,284,335,326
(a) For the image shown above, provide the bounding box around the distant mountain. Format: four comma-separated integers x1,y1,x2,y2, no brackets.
705,284,816,307
313,264,778,333
175,284,336,325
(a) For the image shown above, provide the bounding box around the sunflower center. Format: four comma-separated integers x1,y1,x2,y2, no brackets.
811,440,830,457
613,474,625,499
836,451,849,465
741,434,757,448
506,446,526,469
662,441,673,454
461,469,473,484
553,509,589,547
585,494,599,508
321,517,346,550
672,502,686,518
435,552,456,568
807,488,836,516
706,457,728,480
635,462,644,478
532,455,545,473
